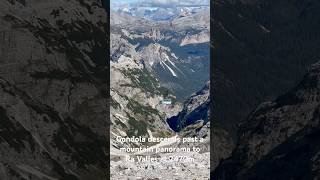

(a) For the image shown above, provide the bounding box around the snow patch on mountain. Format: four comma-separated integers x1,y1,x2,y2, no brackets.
163,60,178,77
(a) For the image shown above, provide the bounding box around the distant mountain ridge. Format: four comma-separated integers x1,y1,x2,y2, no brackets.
115,6,209,21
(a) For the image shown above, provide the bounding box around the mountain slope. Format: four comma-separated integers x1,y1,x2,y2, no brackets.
111,10,210,101
213,62,320,179
0,0,107,179
167,81,210,132
213,0,320,138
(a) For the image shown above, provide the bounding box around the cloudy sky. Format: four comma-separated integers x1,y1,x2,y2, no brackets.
111,0,210,8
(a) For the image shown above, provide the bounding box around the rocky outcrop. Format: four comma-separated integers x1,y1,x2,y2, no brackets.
110,33,141,62
211,125,234,170
0,0,107,179
180,30,210,46
167,81,210,132
213,62,320,179
168,81,234,170
139,43,179,72
172,9,210,31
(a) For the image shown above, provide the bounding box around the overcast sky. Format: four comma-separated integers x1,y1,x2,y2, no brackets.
111,0,210,8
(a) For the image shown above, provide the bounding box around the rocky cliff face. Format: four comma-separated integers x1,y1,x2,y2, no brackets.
168,81,210,132
180,30,210,46
213,0,320,139
167,81,234,170
0,0,107,179
139,43,180,73
171,81,211,150
213,62,320,179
